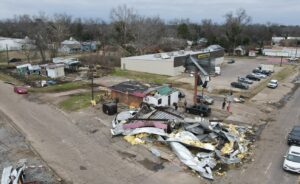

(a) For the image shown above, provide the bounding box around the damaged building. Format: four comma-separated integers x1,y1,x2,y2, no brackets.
110,81,180,108
111,104,255,180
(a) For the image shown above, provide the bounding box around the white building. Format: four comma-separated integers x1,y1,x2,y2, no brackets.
272,37,285,45
0,36,34,51
143,86,179,107
263,47,300,57
46,64,65,78
121,45,224,76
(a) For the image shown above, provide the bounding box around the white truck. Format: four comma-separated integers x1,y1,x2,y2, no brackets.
259,64,274,73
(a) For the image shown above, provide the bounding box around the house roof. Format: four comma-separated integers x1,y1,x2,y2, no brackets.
122,45,224,61
110,81,152,97
156,86,176,96
61,37,80,46
46,64,65,69
16,64,31,69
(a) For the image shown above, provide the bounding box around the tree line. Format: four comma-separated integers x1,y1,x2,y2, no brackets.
1,5,300,61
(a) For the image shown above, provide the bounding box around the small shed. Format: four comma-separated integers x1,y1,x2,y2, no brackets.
16,64,31,75
46,64,65,78
28,65,41,75
248,50,256,57
144,86,179,107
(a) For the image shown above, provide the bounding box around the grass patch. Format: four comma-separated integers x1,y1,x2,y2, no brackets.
273,65,296,81
59,92,103,111
0,72,22,85
112,68,170,84
29,81,90,93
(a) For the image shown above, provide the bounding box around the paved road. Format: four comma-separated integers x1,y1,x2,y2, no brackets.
218,85,300,184
0,82,201,184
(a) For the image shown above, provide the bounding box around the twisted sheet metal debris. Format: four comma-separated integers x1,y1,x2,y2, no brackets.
111,106,255,180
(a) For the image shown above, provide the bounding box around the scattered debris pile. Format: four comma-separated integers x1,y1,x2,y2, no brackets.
1,159,26,184
111,103,255,180
1,159,49,184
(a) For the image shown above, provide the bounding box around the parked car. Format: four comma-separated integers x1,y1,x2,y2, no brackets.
251,72,267,79
112,110,137,128
47,80,57,85
228,59,235,64
13,86,28,94
283,146,300,173
238,77,253,84
186,104,211,117
231,82,249,90
267,80,278,89
287,126,300,145
9,58,22,63
246,74,261,81
196,94,214,105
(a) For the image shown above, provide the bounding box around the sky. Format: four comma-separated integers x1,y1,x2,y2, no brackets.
0,0,299,25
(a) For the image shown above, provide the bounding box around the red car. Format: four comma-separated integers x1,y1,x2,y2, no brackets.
14,86,28,94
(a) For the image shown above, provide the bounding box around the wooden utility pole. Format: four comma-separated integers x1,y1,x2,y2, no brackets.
6,44,9,64
193,71,199,104
91,67,94,101
280,56,283,67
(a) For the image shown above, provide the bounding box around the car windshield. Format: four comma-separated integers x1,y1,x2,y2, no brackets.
287,154,300,163
270,81,277,84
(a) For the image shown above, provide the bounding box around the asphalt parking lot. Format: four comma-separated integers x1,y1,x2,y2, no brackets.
209,58,276,91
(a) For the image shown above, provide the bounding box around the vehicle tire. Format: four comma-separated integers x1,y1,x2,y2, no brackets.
106,109,109,115
200,113,204,117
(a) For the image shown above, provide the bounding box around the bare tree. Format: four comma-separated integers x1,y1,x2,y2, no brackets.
28,13,51,63
132,16,165,53
224,8,251,54
48,14,71,58
110,5,139,45
21,39,35,63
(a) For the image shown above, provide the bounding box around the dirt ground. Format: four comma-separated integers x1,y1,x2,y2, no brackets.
0,110,60,184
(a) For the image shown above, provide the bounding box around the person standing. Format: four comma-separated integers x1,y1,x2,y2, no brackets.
222,100,226,110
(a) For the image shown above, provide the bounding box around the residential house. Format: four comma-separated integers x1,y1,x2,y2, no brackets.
234,45,246,56
59,37,81,53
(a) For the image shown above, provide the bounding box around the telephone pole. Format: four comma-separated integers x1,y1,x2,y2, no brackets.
6,44,9,64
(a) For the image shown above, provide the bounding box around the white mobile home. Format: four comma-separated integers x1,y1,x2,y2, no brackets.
46,64,65,78
143,86,179,107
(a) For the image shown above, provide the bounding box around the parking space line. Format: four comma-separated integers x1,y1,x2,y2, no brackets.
264,162,272,175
